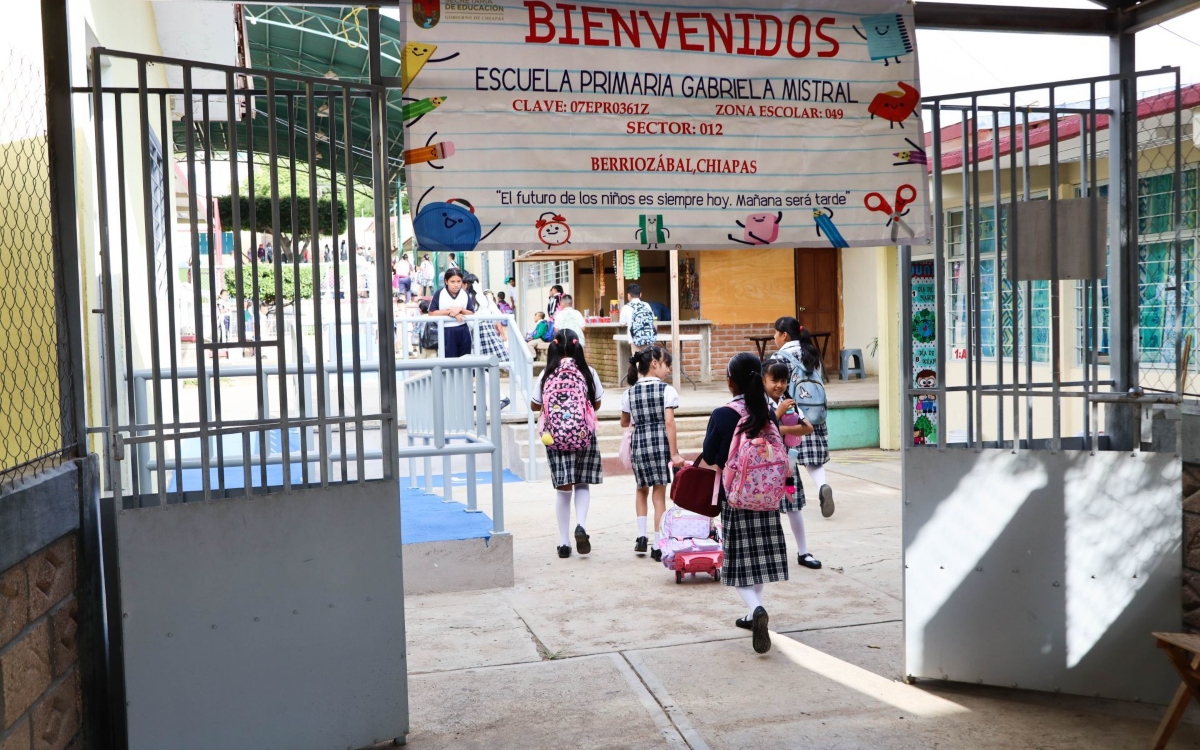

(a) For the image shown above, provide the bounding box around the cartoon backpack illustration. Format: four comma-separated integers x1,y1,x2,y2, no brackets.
412,186,500,253
869,82,920,129
635,215,669,249
536,212,571,249
853,14,913,66
729,212,782,246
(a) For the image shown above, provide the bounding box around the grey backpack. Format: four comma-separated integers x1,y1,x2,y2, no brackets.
775,350,827,426
629,301,657,347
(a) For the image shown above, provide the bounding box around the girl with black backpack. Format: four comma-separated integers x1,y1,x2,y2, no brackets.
773,317,835,519
530,330,605,559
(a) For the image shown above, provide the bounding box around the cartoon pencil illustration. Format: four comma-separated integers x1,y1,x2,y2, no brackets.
813,208,849,248
404,140,455,165
402,96,445,121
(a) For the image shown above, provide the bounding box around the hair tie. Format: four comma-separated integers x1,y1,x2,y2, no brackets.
571,338,578,345
628,354,640,365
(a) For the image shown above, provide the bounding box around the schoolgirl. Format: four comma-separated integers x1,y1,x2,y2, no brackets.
620,346,684,561
763,359,821,570
463,274,509,363
700,352,790,654
426,268,475,357
530,329,605,558
773,317,835,518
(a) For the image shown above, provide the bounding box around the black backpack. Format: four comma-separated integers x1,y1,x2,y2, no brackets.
419,321,439,350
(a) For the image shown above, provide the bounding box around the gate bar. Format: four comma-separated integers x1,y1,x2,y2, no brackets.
307,81,331,486
136,64,167,503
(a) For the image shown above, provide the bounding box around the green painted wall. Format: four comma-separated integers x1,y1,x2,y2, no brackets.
826,406,880,450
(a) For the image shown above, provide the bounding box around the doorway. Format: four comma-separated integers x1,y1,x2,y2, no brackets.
794,247,840,373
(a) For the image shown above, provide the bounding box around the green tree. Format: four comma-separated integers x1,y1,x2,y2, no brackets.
216,195,348,249
224,265,314,307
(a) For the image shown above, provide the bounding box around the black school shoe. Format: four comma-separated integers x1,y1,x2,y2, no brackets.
735,616,753,630
751,606,771,654
798,553,822,570
650,548,662,562
634,536,648,554
557,545,571,558
819,484,835,518
575,525,591,555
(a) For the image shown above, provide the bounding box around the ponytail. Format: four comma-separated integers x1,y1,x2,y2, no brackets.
726,352,769,438
775,316,822,374
627,345,672,386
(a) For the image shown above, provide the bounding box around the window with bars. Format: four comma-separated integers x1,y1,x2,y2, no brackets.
1073,171,1200,368
526,260,571,289
946,204,1051,363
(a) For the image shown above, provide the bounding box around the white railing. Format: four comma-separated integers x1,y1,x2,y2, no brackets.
395,313,539,481
403,356,507,534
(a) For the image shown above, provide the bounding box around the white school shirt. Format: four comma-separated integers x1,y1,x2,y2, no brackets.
620,376,681,414
531,366,605,405
429,286,474,327
554,308,587,345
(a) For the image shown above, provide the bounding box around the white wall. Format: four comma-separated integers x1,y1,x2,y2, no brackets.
841,246,881,376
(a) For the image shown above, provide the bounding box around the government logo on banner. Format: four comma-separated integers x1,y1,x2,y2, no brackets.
400,0,930,252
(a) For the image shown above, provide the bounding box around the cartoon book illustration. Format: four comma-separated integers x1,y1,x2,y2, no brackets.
854,14,913,65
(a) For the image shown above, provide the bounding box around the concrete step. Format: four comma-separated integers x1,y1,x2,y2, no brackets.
512,430,707,460
504,418,706,480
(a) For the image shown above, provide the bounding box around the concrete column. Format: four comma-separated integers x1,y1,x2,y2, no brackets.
877,246,901,450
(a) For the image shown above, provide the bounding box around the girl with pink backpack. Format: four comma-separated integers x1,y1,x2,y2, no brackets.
698,353,792,654
530,329,605,559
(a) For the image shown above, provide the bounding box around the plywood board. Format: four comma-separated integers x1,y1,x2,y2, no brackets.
700,249,795,325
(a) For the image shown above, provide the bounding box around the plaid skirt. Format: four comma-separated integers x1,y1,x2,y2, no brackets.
545,434,603,488
631,422,672,488
721,502,789,587
477,323,510,362
793,422,830,466
779,462,806,512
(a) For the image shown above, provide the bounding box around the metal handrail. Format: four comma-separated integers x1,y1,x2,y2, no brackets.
395,313,539,480
129,357,508,535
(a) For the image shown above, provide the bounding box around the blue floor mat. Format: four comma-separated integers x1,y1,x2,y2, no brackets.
168,430,307,492
399,470,521,544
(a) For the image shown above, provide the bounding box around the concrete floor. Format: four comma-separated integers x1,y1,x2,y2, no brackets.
399,451,1200,749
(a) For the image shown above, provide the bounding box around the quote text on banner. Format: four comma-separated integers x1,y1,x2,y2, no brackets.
402,0,930,252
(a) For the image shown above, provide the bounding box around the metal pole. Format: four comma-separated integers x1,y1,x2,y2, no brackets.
490,362,507,534
669,246,681,391
1107,30,1137,450
1049,86,1062,451
41,0,88,457
931,105,946,449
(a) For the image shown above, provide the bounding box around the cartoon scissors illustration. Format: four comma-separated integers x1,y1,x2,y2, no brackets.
864,184,916,241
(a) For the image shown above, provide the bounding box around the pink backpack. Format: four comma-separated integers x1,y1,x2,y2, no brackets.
538,359,597,452
722,400,789,512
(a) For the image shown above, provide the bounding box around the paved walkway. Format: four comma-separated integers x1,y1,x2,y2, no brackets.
398,450,1200,749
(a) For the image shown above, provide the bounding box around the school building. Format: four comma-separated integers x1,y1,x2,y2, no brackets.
510,82,1200,453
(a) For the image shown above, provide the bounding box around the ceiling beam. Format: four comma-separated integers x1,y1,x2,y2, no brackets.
913,2,1116,34
1119,0,1200,32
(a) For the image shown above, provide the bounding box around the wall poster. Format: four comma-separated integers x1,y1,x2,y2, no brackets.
911,259,936,446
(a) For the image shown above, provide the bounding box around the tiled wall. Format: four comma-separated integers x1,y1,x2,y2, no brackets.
0,535,81,750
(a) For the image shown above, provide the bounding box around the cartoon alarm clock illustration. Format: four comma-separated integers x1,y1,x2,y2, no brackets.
535,212,572,249
412,186,501,253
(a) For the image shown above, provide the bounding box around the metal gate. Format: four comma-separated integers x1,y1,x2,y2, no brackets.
86,47,407,748
903,69,1192,702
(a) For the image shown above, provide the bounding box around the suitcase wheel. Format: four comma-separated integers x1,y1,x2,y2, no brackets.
713,569,720,582
675,571,683,584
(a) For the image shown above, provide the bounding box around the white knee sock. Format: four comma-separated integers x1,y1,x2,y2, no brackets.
736,585,764,619
574,485,591,530
807,464,827,487
785,510,809,556
637,516,647,538
556,489,572,546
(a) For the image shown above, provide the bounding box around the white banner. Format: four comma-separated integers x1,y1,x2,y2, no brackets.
401,0,929,252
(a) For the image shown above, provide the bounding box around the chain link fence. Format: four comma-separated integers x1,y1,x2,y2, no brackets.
0,42,77,487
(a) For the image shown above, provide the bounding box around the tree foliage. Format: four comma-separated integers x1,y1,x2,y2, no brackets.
216,195,348,239
224,264,314,307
